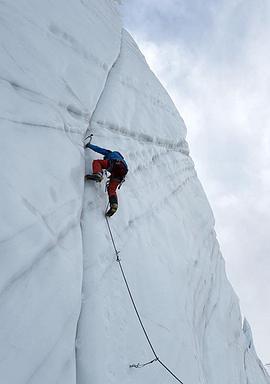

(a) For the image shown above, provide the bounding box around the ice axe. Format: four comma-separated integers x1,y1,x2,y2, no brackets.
83,133,93,147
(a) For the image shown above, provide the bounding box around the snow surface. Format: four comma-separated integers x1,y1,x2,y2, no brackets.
0,0,269,383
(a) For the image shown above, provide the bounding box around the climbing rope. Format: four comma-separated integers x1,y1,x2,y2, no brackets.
105,204,184,384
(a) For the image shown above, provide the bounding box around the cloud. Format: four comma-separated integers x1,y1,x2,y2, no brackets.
122,0,270,363
122,0,222,47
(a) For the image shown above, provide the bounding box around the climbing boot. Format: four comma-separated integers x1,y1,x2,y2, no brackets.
85,172,103,182
106,203,118,217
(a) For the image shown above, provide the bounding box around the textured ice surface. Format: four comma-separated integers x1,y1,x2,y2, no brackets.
0,0,120,383
0,1,269,384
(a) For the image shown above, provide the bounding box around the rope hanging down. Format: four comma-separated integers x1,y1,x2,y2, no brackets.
105,204,184,384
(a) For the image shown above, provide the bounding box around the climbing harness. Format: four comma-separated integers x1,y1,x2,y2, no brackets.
105,203,184,384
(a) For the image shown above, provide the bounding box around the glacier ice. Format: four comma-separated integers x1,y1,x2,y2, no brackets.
0,0,269,383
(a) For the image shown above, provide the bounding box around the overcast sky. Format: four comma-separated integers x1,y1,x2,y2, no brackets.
122,0,270,364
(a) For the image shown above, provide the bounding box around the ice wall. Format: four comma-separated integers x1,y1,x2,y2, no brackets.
0,0,121,383
0,1,269,384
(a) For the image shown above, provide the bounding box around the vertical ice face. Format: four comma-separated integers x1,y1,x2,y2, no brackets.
0,0,121,383
0,1,269,384
78,24,270,384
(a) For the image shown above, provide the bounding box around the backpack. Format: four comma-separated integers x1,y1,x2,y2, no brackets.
110,159,128,180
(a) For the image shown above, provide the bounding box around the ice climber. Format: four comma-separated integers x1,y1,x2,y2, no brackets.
85,142,128,217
